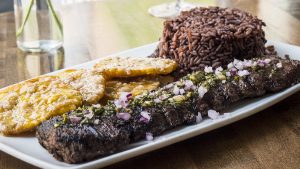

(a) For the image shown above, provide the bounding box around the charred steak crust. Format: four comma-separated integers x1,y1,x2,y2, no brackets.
37,116,130,163
37,56,300,164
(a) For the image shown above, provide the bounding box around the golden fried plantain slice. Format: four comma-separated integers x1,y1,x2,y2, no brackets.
104,76,175,101
105,79,159,100
0,76,82,135
58,69,106,104
93,57,177,78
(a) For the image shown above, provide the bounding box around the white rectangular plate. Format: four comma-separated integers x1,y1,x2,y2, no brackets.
0,41,300,169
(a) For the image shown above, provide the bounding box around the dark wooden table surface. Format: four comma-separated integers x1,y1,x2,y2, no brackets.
0,0,300,169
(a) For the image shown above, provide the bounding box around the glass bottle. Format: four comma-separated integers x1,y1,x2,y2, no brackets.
14,0,63,52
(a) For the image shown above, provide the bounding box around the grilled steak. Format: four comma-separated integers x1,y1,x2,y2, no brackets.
37,56,300,163
37,115,130,163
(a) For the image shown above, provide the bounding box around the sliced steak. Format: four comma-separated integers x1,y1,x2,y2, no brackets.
37,56,300,164
37,116,130,163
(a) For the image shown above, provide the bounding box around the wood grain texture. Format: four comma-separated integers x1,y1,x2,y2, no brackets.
0,0,300,169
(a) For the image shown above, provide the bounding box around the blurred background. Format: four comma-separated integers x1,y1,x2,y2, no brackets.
0,0,13,13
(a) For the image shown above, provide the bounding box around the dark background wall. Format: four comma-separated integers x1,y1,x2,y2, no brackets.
0,0,14,13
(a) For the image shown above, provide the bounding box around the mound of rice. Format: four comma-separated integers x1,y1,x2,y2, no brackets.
153,7,267,73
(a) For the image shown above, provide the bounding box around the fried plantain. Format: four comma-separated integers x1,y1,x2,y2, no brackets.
93,57,177,78
0,76,82,135
58,69,106,104
103,75,175,102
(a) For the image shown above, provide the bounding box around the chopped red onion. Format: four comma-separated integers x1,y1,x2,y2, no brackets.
238,70,250,77
140,111,151,122
257,60,265,67
191,85,197,90
235,62,244,70
114,99,128,108
233,59,239,65
84,112,94,119
276,62,282,68
208,109,219,119
116,112,131,121
119,93,127,100
225,71,231,77
119,92,132,100
154,98,162,103
145,132,153,141
264,58,271,64
126,92,132,98
179,88,185,95
204,66,213,73
215,71,222,76
149,92,155,96
196,112,202,123
227,62,234,69
94,119,100,125
92,104,101,108
216,67,223,72
252,61,258,67
135,95,142,99
83,109,89,114
165,83,174,89
139,117,148,123
69,115,82,124
230,68,237,76
114,92,132,109
159,94,168,100
114,99,121,108
243,60,253,67
184,80,194,90
215,67,223,75
198,86,208,98
173,85,180,95
233,59,244,70
222,80,226,83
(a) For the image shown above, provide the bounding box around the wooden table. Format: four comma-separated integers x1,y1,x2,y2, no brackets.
0,0,300,168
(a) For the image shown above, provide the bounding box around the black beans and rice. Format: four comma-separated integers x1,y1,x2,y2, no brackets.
152,7,268,74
